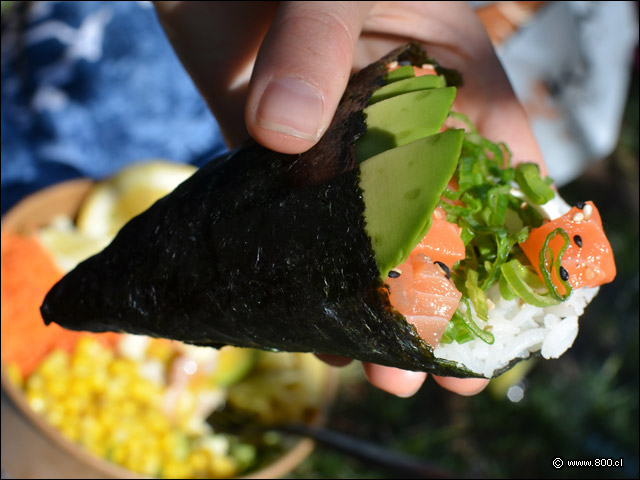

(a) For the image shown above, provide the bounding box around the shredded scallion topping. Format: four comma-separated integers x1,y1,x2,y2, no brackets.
500,259,561,308
539,228,573,301
439,112,558,344
441,298,495,345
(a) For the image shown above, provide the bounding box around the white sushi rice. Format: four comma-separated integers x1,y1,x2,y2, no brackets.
434,283,599,377
433,194,601,378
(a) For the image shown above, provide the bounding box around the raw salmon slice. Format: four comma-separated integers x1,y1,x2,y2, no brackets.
412,207,465,269
388,253,462,348
520,201,616,290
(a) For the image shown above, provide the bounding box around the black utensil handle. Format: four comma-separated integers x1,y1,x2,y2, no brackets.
278,424,453,479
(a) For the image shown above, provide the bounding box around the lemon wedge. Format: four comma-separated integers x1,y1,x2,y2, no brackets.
38,215,112,272
76,160,197,238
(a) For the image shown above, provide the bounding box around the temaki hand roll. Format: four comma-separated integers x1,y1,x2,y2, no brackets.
41,43,616,378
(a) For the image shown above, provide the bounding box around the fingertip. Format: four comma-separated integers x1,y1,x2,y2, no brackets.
363,363,427,398
315,354,354,368
432,375,489,396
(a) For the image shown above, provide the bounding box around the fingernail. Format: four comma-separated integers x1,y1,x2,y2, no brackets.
257,77,324,141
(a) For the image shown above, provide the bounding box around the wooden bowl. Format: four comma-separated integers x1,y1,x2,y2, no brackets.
1,179,337,479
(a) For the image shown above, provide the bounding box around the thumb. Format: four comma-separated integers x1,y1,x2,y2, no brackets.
246,1,373,154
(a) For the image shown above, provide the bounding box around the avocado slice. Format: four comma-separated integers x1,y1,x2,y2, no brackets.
383,64,415,83
355,87,457,161
369,75,446,104
210,346,257,387
360,129,464,277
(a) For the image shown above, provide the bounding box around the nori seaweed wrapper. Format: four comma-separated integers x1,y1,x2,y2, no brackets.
41,43,479,377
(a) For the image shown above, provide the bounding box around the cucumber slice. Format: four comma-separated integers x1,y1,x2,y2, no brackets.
359,129,464,277
369,75,446,104
355,87,457,162
383,65,415,83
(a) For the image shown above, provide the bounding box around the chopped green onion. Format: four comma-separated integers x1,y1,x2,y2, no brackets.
500,259,561,307
458,298,495,345
447,111,478,134
464,270,488,322
539,228,573,302
508,226,530,245
440,315,475,344
486,187,509,227
515,163,555,205
498,274,517,301
436,112,563,345
440,187,460,202
480,230,510,290
507,194,545,229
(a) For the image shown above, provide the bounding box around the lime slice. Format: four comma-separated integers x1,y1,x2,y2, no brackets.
76,160,197,238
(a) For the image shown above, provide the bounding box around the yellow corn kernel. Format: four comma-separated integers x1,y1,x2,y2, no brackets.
140,433,160,454
44,375,70,399
26,391,47,414
110,425,129,444
88,370,109,394
120,399,139,418
79,416,103,443
160,431,189,461
137,452,162,477
209,455,238,478
104,378,128,402
96,409,118,435
123,448,148,474
108,358,135,378
62,394,86,417
159,431,176,454
188,450,209,473
25,372,45,393
145,412,171,435
146,339,174,363
110,444,128,465
129,421,149,442
174,390,197,422
37,349,70,379
59,422,79,442
94,346,115,367
75,337,104,358
124,453,144,475
5,363,23,388
130,379,159,404
84,439,108,459
69,378,92,399
70,355,94,379
44,404,66,428
161,461,192,479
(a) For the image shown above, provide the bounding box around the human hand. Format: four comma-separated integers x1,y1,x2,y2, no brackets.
154,1,545,397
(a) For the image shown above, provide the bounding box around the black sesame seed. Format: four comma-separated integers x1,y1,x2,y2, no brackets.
559,266,569,281
388,270,401,278
575,201,586,210
574,235,583,248
434,261,451,279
